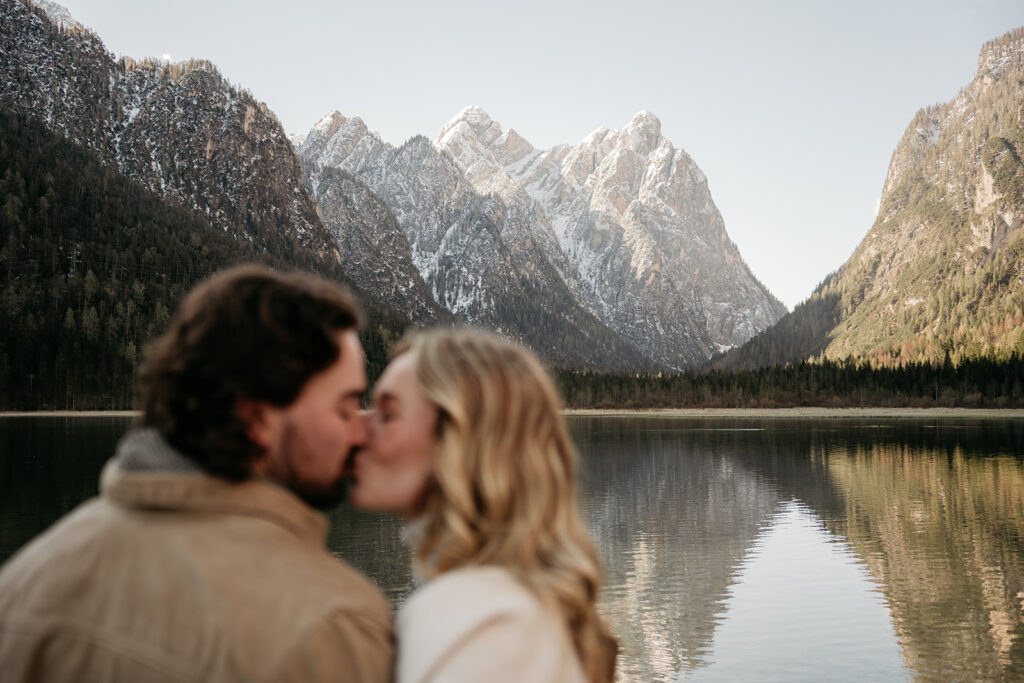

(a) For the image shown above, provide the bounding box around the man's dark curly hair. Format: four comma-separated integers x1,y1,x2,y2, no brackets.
139,265,362,481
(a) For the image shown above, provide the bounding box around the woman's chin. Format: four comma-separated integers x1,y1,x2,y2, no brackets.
347,484,397,514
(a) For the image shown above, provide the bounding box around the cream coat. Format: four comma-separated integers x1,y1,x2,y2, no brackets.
0,454,393,682
396,566,587,683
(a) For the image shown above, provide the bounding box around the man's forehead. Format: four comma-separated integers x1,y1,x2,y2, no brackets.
316,330,364,397
339,329,364,355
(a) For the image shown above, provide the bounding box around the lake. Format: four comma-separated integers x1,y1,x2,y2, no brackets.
3,414,1024,681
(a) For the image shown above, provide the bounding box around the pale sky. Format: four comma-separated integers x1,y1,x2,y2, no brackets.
52,0,1024,309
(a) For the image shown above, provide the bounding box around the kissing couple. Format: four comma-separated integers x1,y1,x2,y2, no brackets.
0,265,618,682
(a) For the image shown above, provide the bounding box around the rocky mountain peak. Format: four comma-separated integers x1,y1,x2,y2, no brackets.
315,110,346,134
295,110,386,186
33,0,84,32
977,27,1024,83
439,105,501,143
626,110,662,151
308,110,371,144
883,27,1024,198
429,105,785,365
717,25,1024,371
434,106,529,198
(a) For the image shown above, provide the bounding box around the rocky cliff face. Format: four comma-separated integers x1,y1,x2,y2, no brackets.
299,107,785,369
714,27,1024,369
307,165,449,325
1,0,337,263
822,27,1024,363
437,107,786,367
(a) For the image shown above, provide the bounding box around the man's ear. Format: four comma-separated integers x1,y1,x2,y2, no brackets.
236,398,275,450
236,398,277,476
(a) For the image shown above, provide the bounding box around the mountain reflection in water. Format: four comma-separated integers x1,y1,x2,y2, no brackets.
571,417,1024,681
3,415,1024,681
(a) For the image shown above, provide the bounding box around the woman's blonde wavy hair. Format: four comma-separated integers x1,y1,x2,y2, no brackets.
396,327,617,683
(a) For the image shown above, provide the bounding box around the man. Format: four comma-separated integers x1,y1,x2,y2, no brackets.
0,266,393,681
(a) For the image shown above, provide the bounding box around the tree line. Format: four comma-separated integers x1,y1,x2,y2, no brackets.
555,355,1024,409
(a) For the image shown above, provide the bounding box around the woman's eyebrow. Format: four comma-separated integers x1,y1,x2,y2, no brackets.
374,393,397,408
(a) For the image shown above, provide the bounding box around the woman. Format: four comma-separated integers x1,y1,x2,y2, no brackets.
349,328,617,683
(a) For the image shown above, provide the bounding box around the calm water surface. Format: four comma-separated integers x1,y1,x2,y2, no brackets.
3,415,1024,681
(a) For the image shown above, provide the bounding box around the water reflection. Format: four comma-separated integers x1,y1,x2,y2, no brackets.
688,501,905,681
570,418,780,680
819,442,1024,680
571,417,1024,681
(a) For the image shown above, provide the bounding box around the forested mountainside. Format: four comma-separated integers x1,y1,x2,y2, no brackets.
0,0,338,264
2,0,659,374
714,27,1024,371
297,108,785,370
0,107,403,408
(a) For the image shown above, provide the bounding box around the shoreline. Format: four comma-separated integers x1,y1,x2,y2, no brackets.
4,408,1024,419
562,407,1024,419
0,411,139,417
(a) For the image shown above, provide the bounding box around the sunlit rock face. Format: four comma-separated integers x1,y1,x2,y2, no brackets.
436,107,786,368
299,106,784,369
715,28,1024,370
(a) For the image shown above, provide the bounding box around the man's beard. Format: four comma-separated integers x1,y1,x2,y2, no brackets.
268,422,351,511
286,469,349,511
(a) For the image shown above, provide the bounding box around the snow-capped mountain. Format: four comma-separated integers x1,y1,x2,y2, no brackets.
308,164,449,325
299,107,786,368
298,113,653,370
438,107,787,366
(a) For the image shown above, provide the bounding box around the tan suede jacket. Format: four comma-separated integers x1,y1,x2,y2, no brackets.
0,443,393,682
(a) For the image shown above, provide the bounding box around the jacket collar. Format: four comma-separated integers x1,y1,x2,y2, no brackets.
100,429,329,547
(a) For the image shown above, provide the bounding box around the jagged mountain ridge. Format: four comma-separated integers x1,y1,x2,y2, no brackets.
713,27,1024,370
437,107,787,366
298,108,786,369
298,114,653,370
